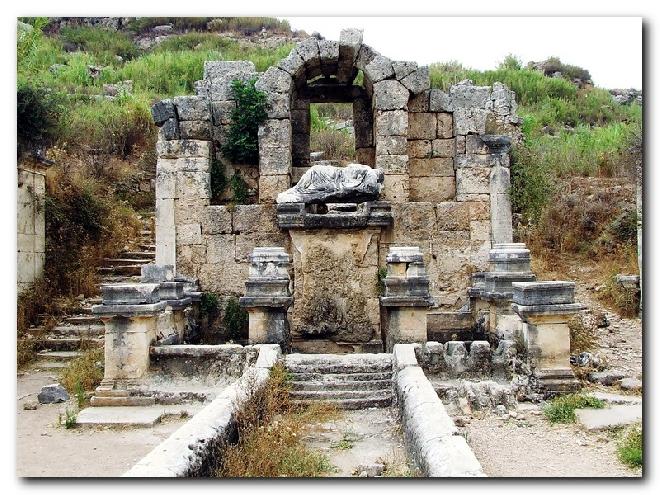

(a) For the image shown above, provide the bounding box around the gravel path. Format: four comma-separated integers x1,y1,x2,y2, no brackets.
16,369,195,477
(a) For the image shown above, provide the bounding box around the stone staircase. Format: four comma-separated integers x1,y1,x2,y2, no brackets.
27,213,155,369
285,353,394,410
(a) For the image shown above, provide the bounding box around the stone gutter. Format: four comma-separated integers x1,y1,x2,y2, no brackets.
392,344,485,477
122,344,281,477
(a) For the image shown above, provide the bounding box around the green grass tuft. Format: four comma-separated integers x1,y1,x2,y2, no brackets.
617,424,642,469
543,393,605,424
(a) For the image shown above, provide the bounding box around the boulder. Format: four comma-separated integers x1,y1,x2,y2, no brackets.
38,384,69,404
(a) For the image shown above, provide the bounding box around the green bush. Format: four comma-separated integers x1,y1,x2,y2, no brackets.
221,78,267,164
200,292,219,316
543,393,605,424
509,145,554,224
224,297,248,341
17,82,62,152
210,157,228,203
230,174,249,204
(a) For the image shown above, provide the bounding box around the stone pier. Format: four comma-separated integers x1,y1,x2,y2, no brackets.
511,281,582,395
239,247,293,350
380,246,434,351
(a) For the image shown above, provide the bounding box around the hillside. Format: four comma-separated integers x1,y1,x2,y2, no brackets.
16,17,642,330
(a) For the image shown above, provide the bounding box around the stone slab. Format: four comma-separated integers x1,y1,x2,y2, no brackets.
575,405,642,431
76,406,165,427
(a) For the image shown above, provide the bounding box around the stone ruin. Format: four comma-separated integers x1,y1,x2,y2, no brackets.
90,29,584,405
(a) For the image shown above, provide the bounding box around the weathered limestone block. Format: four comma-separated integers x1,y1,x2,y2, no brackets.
318,39,340,76
232,204,279,234
436,113,453,139
202,206,232,235
432,138,455,158
289,229,381,343
401,66,430,95
490,165,513,244
435,202,470,231
376,110,408,136
353,97,374,147
263,90,290,119
409,158,454,177
258,119,292,175
408,112,436,140
409,91,431,116
376,135,407,155
429,89,452,112
204,60,257,101
255,66,292,94
155,197,176,268
176,223,202,246
373,80,409,110
205,234,235,264
276,164,384,204
456,168,491,195
355,44,379,71
384,202,436,242
408,139,432,158
410,177,455,202
381,174,409,203
456,135,466,154
449,80,491,109
453,108,489,136
259,175,290,204
365,55,394,83
234,231,288,263
376,154,409,174
393,61,417,80
173,95,210,121
157,139,211,159
355,147,376,166
337,28,363,83
179,121,211,140
176,171,211,201
151,99,176,125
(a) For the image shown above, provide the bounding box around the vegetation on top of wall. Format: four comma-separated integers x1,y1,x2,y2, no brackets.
221,78,268,165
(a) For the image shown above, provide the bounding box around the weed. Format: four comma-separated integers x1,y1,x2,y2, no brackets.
223,297,248,341
59,348,104,393
217,363,338,477
73,380,87,408
543,393,605,424
568,316,597,354
617,424,642,469
376,267,388,296
332,432,356,450
59,26,138,64
229,174,249,204
200,292,219,316
59,408,77,429
221,79,267,164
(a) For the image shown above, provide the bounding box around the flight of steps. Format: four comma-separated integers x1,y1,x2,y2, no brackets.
27,213,156,369
285,353,394,410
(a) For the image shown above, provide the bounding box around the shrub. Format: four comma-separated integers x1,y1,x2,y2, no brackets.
498,54,523,71
59,348,104,393
310,128,355,162
210,158,228,203
597,271,640,318
200,292,219,316
568,316,597,354
229,174,249,204
223,297,248,341
154,32,234,53
221,79,267,164
17,82,62,153
617,424,642,469
543,393,605,424
509,145,553,225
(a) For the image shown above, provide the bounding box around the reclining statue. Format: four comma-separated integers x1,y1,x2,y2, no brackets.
276,163,384,204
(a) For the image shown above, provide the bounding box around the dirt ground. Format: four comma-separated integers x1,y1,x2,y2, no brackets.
16,368,192,477
300,407,415,477
458,403,640,477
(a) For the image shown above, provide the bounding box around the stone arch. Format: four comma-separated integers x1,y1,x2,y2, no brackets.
254,30,431,202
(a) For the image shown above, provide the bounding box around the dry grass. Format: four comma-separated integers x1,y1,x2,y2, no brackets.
568,315,598,354
310,128,356,163
59,348,104,393
217,363,339,477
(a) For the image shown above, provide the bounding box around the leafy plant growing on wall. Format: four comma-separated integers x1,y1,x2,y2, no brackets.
221,78,267,164
224,296,248,341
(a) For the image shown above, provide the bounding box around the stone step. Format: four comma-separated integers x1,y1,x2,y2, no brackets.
64,314,102,326
290,379,391,392
101,258,152,266
138,243,156,251
292,396,393,410
575,405,642,431
39,337,103,352
33,361,69,370
46,324,105,337
285,353,392,374
120,251,156,260
289,389,392,401
289,371,392,383
36,350,83,362
90,396,156,407
97,265,143,276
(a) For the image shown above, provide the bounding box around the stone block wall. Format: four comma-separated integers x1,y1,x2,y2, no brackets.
17,164,46,293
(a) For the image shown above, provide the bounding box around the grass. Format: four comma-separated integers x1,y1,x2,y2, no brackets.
217,363,339,477
543,393,605,424
59,348,104,394
59,408,77,429
568,316,597,354
331,432,357,450
617,424,642,469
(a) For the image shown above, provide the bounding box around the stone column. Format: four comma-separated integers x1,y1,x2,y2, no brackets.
380,246,434,351
483,135,514,244
17,164,46,293
91,282,193,406
482,243,536,340
239,247,293,350
511,281,583,395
